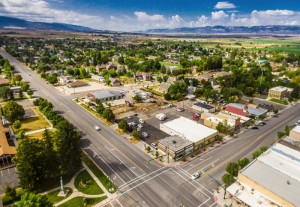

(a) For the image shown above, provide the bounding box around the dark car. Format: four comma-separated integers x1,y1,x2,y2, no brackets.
251,126,259,130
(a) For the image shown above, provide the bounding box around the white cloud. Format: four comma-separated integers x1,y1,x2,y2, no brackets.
134,11,165,22
0,1,299,31
214,1,236,9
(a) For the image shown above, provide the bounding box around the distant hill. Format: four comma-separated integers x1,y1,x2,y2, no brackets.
141,25,300,35
0,16,103,33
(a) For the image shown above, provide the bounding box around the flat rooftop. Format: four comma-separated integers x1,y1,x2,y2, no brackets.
159,136,193,152
240,143,300,206
291,125,300,134
193,102,215,110
160,116,218,143
270,86,292,92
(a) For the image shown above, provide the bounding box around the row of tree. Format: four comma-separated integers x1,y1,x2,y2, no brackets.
13,98,81,190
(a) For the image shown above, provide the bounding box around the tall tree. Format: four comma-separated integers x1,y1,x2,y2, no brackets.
53,120,81,176
3,101,25,123
43,129,58,179
13,138,46,190
12,192,53,207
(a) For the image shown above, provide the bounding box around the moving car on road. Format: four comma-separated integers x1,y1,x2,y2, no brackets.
94,126,100,131
191,172,200,180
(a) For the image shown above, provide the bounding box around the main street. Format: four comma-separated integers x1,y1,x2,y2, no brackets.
1,48,299,207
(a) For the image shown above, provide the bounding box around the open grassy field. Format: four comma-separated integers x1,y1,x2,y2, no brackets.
14,107,51,133
58,196,107,207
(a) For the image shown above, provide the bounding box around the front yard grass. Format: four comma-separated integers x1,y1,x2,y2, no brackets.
74,170,104,195
27,129,55,139
58,196,107,207
81,152,113,193
14,107,51,133
269,98,288,105
46,187,72,204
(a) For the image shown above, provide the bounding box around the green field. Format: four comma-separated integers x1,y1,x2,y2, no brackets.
74,170,104,195
58,196,107,207
46,187,72,204
269,98,289,105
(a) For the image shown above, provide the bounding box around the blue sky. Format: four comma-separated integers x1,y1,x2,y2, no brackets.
0,0,300,31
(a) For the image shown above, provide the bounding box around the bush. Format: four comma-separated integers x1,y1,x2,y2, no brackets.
222,173,234,187
13,120,22,129
118,119,129,132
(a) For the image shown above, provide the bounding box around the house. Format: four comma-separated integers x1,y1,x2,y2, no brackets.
201,112,241,130
106,64,118,70
67,81,88,88
109,77,121,86
268,86,292,100
166,65,179,73
135,72,152,81
0,77,9,86
9,86,21,94
91,75,105,82
192,102,215,113
59,75,73,85
158,77,184,94
95,65,107,73
86,90,123,102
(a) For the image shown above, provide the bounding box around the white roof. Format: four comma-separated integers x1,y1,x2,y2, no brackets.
292,125,300,134
161,116,217,143
270,86,292,92
240,143,300,206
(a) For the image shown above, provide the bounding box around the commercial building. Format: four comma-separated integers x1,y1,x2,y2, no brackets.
225,103,267,118
160,116,218,151
268,86,292,100
86,90,123,102
158,136,194,161
201,112,241,129
192,102,215,113
227,126,300,207
289,125,300,142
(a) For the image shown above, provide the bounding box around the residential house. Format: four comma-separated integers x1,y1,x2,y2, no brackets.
158,77,184,94
59,75,73,85
225,103,267,118
95,65,107,73
9,86,21,94
86,90,123,102
109,77,121,86
106,64,118,70
0,77,9,86
135,72,152,81
91,75,105,83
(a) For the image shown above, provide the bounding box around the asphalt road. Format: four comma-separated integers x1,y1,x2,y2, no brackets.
2,47,300,207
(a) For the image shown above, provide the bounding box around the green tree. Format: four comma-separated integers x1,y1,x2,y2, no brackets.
252,146,268,159
237,158,250,169
12,192,52,207
13,138,46,190
3,101,25,123
53,120,81,176
43,129,58,179
27,89,34,96
290,85,300,99
18,89,24,99
226,162,239,177
13,120,22,129
133,94,143,103
131,130,141,139
222,173,234,187
102,108,115,122
96,102,105,115
5,186,17,200
118,119,129,132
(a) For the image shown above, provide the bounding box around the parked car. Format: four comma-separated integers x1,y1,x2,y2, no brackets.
94,126,100,131
165,104,173,108
151,143,158,150
127,115,132,119
191,172,200,180
251,126,259,130
176,108,185,112
137,127,142,132
193,113,200,121
142,132,149,138
139,119,145,123
128,122,138,127
156,113,167,121
138,124,143,128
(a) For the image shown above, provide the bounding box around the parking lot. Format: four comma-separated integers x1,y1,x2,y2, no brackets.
124,105,198,146
0,156,19,194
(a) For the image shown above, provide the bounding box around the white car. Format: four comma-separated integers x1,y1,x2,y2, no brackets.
151,143,158,149
139,119,145,123
191,172,200,180
142,132,149,138
138,124,143,128
94,126,100,131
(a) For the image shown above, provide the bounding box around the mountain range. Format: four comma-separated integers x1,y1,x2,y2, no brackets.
1,16,300,35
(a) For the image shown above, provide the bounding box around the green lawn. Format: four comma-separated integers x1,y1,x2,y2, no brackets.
14,107,51,133
74,170,104,195
269,98,289,105
81,152,113,192
160,61,182,68
46,187,72,204
58,196,107,207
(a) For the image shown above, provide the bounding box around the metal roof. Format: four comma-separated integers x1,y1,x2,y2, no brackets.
193,102,215,110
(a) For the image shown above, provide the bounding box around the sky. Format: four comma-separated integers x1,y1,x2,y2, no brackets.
0,0,300,31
